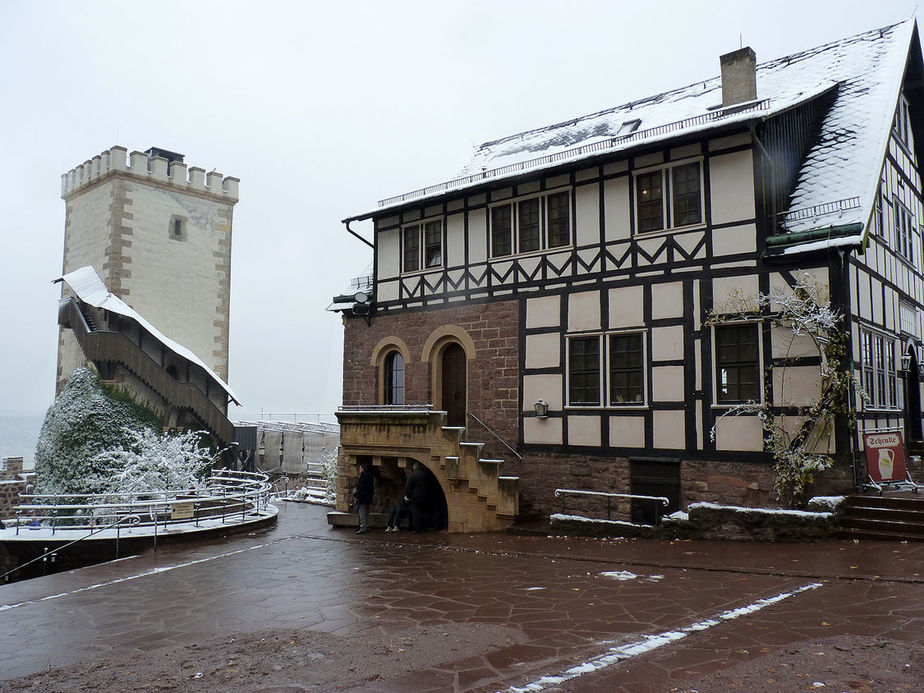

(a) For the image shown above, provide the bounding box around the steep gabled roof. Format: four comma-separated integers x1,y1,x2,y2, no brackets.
58,266,240,405
349,20,919,244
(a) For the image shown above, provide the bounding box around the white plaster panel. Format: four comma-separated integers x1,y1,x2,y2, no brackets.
712,224,757,256
769,268,830,314
467,208,487,264
871,277,883,325
608,285,644,328
709,150,755,225
575,184,600,246
634,152,664,168
773,366,822,407
651,281,684,320
491,187,513,201
653,410,685,449
568,291,601,331
377,280,399,302
517,181,540,195
603,160,628,175
575,167,598,182
526,295,561,328
525,334,561,369
523,374,563,411
771,326,819,359
651,366,685,401
609,416,645,448
712,275,759,313
708,132,751,151
603,177,630,241
671,143,702,160
446,213,465,267
523,417,563,445
651,326,684,361
377,228,400,279
567,415,601,447
782,416,834,453
714,415,764,451
545,174,570,189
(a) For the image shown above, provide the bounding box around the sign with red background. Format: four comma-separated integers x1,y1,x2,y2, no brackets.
862,431,907,483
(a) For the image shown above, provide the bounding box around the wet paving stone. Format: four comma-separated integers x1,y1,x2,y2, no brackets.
1,502,923,691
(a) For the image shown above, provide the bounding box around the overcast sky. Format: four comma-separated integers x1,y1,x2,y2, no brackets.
0,0,918,420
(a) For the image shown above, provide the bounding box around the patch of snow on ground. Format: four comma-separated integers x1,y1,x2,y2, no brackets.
601,570,637,581
524,587,546,591
550,513,646,527
664,510,689,521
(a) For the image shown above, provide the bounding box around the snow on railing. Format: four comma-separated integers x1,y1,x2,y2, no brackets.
378,100,771,208
778,196,861,228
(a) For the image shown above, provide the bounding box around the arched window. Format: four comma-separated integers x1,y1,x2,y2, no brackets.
384,351,405,405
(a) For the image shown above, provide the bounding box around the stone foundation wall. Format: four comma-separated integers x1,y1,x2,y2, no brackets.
0,457,28,520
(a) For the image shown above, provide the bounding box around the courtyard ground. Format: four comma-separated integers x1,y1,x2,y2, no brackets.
0,502,921,692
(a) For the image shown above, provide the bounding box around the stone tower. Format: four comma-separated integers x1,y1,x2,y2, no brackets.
57,146,239,393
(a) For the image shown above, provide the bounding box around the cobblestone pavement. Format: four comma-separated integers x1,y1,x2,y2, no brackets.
1,501,922,691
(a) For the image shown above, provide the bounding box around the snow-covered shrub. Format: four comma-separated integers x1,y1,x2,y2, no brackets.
321,446,339,503
95,428,212,495
709,273,859,508
34,367,159,496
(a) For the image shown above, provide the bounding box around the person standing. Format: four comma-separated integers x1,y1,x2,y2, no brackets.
354,462,374,534
405,461,428,533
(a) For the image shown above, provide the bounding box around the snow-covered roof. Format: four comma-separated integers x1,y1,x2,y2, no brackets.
59,266,240,405
352,21,917,244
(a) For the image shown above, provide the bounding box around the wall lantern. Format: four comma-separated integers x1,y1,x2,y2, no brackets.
901,353,911,371
534,400,549,418
918,362,924,380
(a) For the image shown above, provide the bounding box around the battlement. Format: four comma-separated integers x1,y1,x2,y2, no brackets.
61,145,240,202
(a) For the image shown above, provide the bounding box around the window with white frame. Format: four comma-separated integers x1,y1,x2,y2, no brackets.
402,218,442,273
567,332,647,407
861,329,899,409
714,323,760,404
894,94,912,147
490,190,571,258
635,160,703,234
893,197,915,265
383,350,405,405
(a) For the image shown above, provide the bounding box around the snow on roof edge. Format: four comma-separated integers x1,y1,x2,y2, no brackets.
59,266,240,405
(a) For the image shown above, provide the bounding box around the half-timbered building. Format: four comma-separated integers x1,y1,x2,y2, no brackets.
332,21,924,531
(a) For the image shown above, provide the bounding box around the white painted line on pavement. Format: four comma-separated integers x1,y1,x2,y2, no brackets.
504,581,823,693
0,537,295,614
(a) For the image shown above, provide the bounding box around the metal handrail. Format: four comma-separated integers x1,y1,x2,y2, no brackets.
11,471,272,536
554,488,670,525
1,514,142,583
468,412,523,460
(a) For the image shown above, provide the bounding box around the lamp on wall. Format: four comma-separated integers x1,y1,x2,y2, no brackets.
534,400,549,418
902,353,911,371
918,362,924,380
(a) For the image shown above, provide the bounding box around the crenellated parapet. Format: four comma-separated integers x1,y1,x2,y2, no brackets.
61,145,240,202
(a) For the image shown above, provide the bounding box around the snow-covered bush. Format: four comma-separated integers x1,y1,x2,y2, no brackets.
321,446,339,503
709,273,858,507
95,428,212,495
34,367,159,496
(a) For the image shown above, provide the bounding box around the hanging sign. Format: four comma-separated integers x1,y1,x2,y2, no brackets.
862,431,907,483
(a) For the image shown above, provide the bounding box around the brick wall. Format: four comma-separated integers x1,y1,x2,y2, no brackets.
0,457,28,520
342,299,520,460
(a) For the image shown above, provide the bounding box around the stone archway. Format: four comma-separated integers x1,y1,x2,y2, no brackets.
421,326,475,428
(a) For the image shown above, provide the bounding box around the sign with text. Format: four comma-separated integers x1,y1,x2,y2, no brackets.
171,501,195,520
862,431,907,483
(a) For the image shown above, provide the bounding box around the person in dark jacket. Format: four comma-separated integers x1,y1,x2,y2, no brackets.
404,461,429,532
354,463,374,534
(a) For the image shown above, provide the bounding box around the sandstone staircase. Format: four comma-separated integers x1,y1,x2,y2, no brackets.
837,494,924,541
333,408,519,533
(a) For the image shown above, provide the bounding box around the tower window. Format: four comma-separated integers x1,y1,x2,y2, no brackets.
169,216,187,241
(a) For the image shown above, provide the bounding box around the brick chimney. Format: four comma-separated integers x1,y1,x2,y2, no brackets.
720,47,757,106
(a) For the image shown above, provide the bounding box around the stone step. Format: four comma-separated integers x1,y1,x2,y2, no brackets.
835,526,924,541
844,506,924,524
839,517,924,536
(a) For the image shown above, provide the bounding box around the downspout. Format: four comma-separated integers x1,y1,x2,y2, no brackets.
343,219,374,249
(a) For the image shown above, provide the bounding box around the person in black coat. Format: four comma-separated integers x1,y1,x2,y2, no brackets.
405,461,429,532
354,463,374,534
